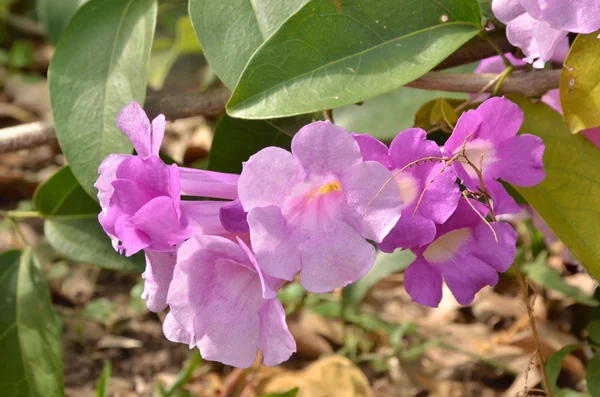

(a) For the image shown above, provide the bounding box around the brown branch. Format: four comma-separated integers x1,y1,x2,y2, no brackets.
406,70,560,97
0,120,56,153
0,87,231,154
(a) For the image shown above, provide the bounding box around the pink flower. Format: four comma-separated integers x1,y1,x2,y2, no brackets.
443,97,545,215
405,199,517,307
353,129,460,250
238,121,402,293
95,102,243,312
164,235,296,368
492,0,600,68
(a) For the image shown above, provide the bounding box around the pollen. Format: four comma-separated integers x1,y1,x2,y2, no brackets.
307,180,342,199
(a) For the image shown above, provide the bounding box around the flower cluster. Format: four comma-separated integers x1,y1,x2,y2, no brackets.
97,97,544,367
492,0,600,68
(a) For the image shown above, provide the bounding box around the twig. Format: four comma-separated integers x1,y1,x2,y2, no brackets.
0,120,56,153
4,13,46,37
405,70,560,97
0,87,231,154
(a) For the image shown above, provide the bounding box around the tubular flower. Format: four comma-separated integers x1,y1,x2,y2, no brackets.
443,97,545,215
96,102,240,256
95,102,243,312
353,129,460,251
165,235,296,368
492,0,600,68
238,121,402,293
405,199,517,307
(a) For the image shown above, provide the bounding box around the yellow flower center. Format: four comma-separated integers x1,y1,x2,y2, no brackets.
307,180,342,199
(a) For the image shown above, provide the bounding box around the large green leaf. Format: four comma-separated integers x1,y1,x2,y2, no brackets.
0,249,64,397
33,166,100,218
227,0,482,119
546,344,583,395
560,31,600,133
37,0,87,45
208,115,315,174
49,0,157,198
188,0,309,89
45,218,144,271
513,97,600,281
343,249,415,306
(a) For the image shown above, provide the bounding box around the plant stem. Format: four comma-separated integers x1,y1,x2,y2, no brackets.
2,210,42,219
492,65,515,96
480,30,513,67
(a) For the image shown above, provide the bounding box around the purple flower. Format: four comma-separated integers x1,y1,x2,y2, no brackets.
95,102,244,313
492,0,600,68
443,97,545,215
165,235,296,368
238,121,402,293
405,199,517,307
353,129,460,251
95,102,241,256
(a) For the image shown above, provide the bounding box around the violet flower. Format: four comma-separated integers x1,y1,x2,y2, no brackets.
492,0,600,68
95,102,242,312
238,121,402,293
353,129,460,251
443,97,545,215
164,235,295,368
405,199,517,307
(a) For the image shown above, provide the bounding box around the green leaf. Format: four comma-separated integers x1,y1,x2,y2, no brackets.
335,89,467,140
95,360,111,397
343,249,414,306
45,218,144,271
37,0,87,45
49,0,157,198
227,0,482,119
33,166,100,218
522,252,598,306
588,354,600,397
148,16,202,91
208,114,315,173
0,249,64,397
546,344,583,395
560,31,600,133
511,97,600,282
188,0,309,89
261,388,299,397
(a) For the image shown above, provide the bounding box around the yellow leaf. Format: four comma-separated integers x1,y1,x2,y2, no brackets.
560,31,600,133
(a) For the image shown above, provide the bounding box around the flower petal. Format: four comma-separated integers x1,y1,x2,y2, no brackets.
492,0,526,23
404,257,443,307
247,206,302,281
95,154,130,210
142,249,176,312
114,215,151,256
163,312,194,346
291,121,362,176
299,221,375,293
496,134,545,186
472,222,517,273
487,178,521,215
219,199,249,233
151,114,166,157
115,156,171,198
388,128,441,169
378,214,437,252
168,236,262,368
442,255,499,305
237,237,282,300
117,102,152,158
179,200,228,236
131,196,188,251
239,147,302,211
519,0,600,33
258,299,296,366
415,161,460,225
470,97,524,143
340,161,402,242
352,133,391,168
179,167,240,200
